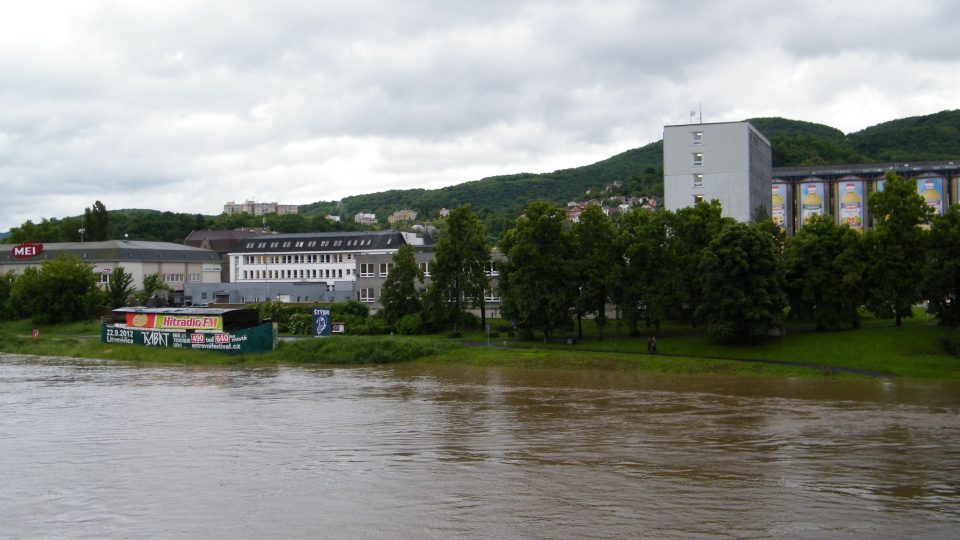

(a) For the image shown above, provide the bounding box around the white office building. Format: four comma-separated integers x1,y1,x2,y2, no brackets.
663,121,772,223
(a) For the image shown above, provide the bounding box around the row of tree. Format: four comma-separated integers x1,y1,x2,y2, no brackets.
378,173,960,341
0,261,171,323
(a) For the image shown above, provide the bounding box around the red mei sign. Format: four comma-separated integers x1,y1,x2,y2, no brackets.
12,243,43,259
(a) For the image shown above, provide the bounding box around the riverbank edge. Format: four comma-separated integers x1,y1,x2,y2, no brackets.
0,331,867,378
2,319,958,379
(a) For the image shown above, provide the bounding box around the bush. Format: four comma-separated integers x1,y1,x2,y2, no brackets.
447,331,462,339
946,330,960,357
275,336,446,364
287,312,313,335
395,313,423,335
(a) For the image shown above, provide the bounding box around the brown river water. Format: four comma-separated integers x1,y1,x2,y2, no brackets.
1,353,959,539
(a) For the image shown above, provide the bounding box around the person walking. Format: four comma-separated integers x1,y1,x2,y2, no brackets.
651,336,658,355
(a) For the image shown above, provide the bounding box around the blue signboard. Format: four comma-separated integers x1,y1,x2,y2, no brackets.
312,307,331,337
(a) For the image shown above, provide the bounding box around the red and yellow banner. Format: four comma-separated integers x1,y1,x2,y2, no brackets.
126,313,223,331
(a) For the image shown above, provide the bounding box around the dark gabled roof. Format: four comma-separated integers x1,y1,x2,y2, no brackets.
231,231,429,253
184,229,268,251
0,240,220,264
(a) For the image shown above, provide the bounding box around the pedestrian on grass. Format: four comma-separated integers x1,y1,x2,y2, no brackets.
651,336,658,355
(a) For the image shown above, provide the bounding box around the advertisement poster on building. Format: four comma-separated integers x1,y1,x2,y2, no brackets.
771,184,789,230
801,182,825,225
917,177,944,215
837,180,864,231
312,307,331,337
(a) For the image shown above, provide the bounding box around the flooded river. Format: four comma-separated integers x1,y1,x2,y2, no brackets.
1,353,959,538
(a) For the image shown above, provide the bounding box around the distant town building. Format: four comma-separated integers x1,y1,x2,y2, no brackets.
325,215,341,222
438,208,450,218
354,213,378,225
388,209,418,224
224,200,299,216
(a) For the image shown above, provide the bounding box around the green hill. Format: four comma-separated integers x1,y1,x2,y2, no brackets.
304,111,957,222
848,110,960,161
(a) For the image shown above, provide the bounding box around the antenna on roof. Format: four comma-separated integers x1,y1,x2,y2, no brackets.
699,102,703,124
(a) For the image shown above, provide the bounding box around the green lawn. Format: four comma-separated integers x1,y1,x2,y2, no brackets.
1,315,957,379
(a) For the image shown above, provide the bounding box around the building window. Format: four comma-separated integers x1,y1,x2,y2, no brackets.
694,195,705,205
100,274,110,284
485,261,499,276
693,131,703,145
359,288,375,303
484,289,500,302
189,273,201,282
360,263,374,277
693,173,703,187
379,262,393,277
418,261,430,276
693,152,703,166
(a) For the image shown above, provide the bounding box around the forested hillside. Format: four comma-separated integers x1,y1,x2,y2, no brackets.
6,110,957,240
301,111,959,222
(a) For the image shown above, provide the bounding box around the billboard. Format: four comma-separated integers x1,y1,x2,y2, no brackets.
837,179,865,231
771,183,790,231
125,313,223,331
917,177,945,215
102,322,276,354
800,181,825,225
312,307,331,337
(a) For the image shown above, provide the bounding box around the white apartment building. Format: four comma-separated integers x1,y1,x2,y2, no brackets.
223,200,299,216
663,121,772,223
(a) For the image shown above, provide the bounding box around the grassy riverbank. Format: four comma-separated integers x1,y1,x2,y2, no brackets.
1,317,957,378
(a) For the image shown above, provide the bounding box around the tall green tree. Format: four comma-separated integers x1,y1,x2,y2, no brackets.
572,205,617,338
698,222,786,341
379,244,424,326
83,200,109,241
617,208,669,335
923,205,960,326
135,273,172,306
104,266,135,309
783,215,865,330
499,201,575,341
864,173,933,326
431,204,490,329
0,272,16,320
668,200,732,327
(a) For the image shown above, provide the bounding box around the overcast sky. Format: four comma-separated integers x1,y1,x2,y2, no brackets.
2,0,957,232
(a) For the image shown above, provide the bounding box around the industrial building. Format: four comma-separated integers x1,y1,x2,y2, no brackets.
0,240,222,304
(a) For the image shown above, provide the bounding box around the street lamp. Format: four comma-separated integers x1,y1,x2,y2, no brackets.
78,228,86,242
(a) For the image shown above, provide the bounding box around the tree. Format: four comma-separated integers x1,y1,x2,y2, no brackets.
923,205,960,326
783,215,865,330
9,256,101,323
0,272,16,320
430,204,490,330
667,200,733,327
864,173,933,326
616,208,669,335
83,200,109,241
499,201,575,341
698,222,786,341
379,244,423,326
572,205,617,338
104,266,135,309
135,273,172,306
